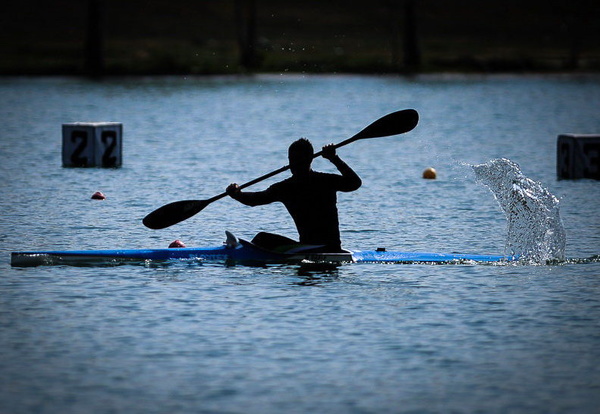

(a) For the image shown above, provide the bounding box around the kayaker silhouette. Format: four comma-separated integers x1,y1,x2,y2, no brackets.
226,138,362,252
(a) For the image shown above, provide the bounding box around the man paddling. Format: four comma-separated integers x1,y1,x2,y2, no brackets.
226,138,362,252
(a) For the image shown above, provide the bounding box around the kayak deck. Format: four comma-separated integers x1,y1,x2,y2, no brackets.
10,240,515,267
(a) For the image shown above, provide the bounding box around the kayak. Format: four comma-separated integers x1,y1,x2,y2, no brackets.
10,233,515,267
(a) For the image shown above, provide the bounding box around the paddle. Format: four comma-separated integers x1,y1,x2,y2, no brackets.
142,109,419,229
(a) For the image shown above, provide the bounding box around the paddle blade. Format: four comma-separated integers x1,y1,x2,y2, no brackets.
352,109,419,140
142,199,209,229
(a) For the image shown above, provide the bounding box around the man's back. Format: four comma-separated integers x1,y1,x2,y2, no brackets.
268,170,356,249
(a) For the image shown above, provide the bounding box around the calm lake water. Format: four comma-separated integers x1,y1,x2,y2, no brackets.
1,74,599,413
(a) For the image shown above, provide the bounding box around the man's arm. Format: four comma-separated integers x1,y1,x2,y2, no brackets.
322,144,362,191
226,183,276,206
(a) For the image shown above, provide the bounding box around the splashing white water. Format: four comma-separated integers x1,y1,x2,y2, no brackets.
472,158,566,263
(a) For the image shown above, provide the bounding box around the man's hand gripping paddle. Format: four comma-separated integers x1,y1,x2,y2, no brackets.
142,109,419,229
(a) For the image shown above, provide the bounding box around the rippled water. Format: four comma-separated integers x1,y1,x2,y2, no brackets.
1,75,599,413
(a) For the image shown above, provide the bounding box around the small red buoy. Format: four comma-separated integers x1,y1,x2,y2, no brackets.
168,240,186,248
422,167,437,179
91,191,106,200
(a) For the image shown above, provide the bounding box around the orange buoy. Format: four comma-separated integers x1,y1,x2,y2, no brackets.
91,191,106,200
422,167,437,179
168,240,186,248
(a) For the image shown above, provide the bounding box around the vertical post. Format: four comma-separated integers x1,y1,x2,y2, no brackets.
388,0,402,69
403,0,421,71
85,0,105,78
565,7,583,70
235,0,259,71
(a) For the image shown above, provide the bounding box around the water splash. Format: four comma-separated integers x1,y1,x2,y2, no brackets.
472,158,566,263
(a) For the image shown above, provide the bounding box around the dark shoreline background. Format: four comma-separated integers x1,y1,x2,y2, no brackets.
1,0,599,77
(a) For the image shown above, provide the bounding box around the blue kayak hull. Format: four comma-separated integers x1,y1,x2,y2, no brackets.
11,241,514,267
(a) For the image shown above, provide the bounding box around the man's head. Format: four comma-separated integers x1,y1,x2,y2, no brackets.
288,138,313,176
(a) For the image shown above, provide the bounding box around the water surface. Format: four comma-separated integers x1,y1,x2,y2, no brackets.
1,74,599,413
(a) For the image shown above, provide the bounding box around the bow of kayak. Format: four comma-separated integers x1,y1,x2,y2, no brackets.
351,249,514,263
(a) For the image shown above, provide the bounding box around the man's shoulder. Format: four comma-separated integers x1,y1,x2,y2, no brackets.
270,171,339,189
267,177,294,193
311,170,344,184
310,170,339,179
270,176,294,186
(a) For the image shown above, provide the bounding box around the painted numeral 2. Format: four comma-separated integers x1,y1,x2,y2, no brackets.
70,131,89,167
101,131,118,167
